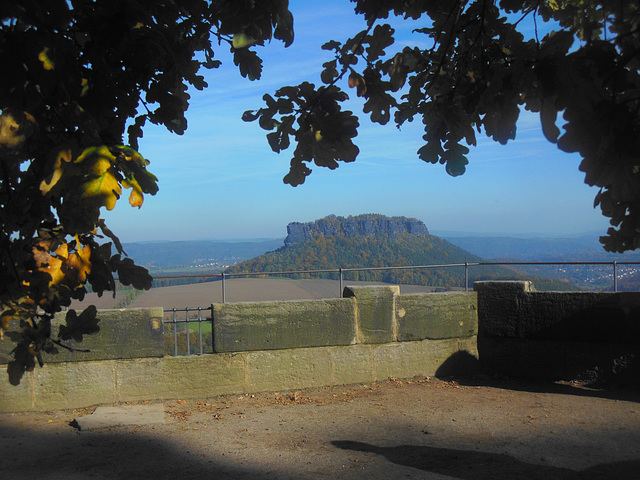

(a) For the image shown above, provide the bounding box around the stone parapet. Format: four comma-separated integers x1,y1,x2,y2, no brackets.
475,281,640,343
475,281,640,384
0,286,481,412
212,298,357,353
0,307,164,365
396,292,477,341
343,285,400,344
0,337,478,412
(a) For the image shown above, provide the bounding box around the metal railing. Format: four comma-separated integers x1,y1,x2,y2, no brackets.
150,260,640,302
163,306,213,356
159,260,640,356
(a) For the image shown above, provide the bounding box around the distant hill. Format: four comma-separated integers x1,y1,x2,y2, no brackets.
442,235,640,261
123,238,284,271
443,235,640,291
227,214,577,290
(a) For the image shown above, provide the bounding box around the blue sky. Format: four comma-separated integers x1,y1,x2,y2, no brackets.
103,0,611,243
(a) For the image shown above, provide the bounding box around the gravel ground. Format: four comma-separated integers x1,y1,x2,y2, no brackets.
1,376,640,479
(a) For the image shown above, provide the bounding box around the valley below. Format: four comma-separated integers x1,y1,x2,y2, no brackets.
71,278,441,311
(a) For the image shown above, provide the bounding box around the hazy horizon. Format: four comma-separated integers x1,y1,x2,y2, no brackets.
120,226,608,245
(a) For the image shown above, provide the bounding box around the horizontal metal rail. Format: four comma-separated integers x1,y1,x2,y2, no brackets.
158,261,640,356
124,260,640,302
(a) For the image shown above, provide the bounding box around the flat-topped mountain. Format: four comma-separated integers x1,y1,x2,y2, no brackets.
228,214,578,291
284,214,428,247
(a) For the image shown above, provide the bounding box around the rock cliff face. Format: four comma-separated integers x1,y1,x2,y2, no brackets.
284,214,429,247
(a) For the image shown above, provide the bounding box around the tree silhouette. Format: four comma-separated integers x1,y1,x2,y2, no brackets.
246,1,640,253
0,0,293,384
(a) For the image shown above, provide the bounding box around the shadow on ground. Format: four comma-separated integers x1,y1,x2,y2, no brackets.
449,374,640,403
435,350,640,403
332,440,640,480
0,424,288,480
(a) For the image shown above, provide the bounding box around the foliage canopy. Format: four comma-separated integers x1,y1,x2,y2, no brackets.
0,0,293,384
245,0,640,253
2,0,640,385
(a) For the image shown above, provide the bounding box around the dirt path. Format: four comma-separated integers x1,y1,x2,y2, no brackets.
1,376,639,479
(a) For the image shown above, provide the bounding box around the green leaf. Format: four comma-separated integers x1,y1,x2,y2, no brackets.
284,159,312,186
540,100,560,143
233,48,263,81
442,141,470,176
127,115,147,150
321,40,341,51
113,256,153,290
242,110,261,122
267,129,291,153
444,152,469,176
321,60,338,84
273,8,294,47
495,103,519,144
417,141,443,164
540,30,574,56
366,24,395,61
86,242,117,297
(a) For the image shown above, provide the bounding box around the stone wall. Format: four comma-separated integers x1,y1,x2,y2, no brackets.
0,308,165,364
475,281,640,384
0,287,478,412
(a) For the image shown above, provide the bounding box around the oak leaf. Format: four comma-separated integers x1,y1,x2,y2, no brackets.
122,177,144,208
40,149,73,195
63,242,92,283
81,169,122,210
32,241,67,286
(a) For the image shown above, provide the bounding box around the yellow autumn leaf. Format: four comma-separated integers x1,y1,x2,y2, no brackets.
0,308,17,338
348,72,367,97
40,149,73,195
76,145,116,165
64,242,91,283
115,145,146,165
0,112,24,148
0,110,36,149
91,157,113,176
32,241,67,286
82,168,122,210
39,47,55,70
232,32,257,49
546,0,562,10
122,177,144,208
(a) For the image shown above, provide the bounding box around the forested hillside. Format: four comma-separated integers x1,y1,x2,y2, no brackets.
227,231,576,290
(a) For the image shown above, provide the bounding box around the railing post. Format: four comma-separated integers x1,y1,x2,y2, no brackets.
210,303,215,354
197,307,203,355
465,262,469,291
172,308,178,357
613,260,618,292
222,272,226,303
185,307,190,356
339,268,343,298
